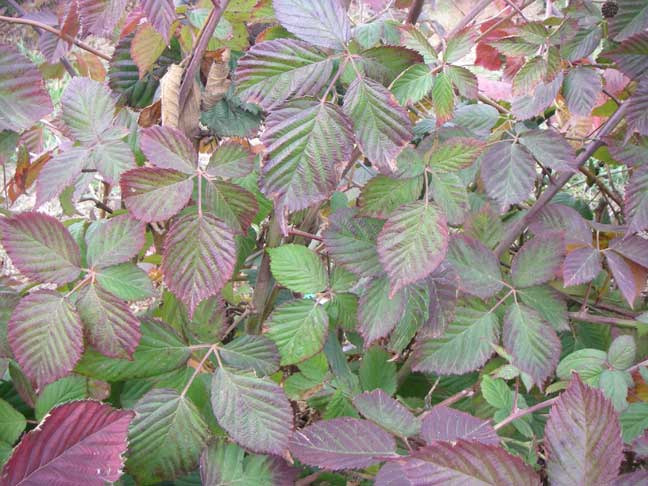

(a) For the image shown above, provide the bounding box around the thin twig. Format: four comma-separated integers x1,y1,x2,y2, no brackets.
568,311,639,329
406,0,425,24
288,228,323,242
0,15,111,61
79,197,113,214
181,346,214,397
579,166,623,206
628,358,648,374
435,387,476,408
494,396,559,430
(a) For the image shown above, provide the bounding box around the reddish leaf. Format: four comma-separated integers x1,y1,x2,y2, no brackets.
139,125,197,174
511,233,565,288
358,277,407,345
625,165,648,233
481,141,536,211
0,401,133,485
421,406,499,445
8,291,83,390
604,251,647,308
529,203,592,246
518,129,577,172
446,235,503,299
609,235,648,268
139,0,175,42
78,0,127,37
563,246,601,287
424,263,459,337
352,390,420,438
545,374,623,486
162,212,236,317
0,212,81,285
626,75,648,136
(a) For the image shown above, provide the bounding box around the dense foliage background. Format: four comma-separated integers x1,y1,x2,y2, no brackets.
1,0,648,484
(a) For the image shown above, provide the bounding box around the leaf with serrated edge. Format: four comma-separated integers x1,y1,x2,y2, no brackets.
162,212,236,317
140,125,197,174
205,141,255,180
358,277,407,345
203,180,259,233
0,212,81,285
0,398,25,444
357,175,423,219
378,201,448,296
481,141,536,211
625,165,648,234
61,77,115,143
76,284,141,359
131,24,166,78
78,0,127,37
140,0,175,42
0,401,132,486
563,246,601,287
519,129,577,172
35,145,89,207
344,77,413,173
352,389,420,437
268,244,327,294
289,417,397,470
425,137,484,173
273,0,351,49
605,251,647,307
421,405,499,445
34,375,88,421
235,39,334,110
446,235,503,299
511,233,565,288
266,299,328,365
127,388,209,482
413,306,499,375
503,303,561,387
219,335,280,376
8,291,83,390
120,167,193,222
545,374,623,486
211,368,293,455
95,263,154,301
0,45,53,132
86,214,145,269
563,67,603,116
390,64,434,105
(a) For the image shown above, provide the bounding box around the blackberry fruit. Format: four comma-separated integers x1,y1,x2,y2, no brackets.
602,1,619,18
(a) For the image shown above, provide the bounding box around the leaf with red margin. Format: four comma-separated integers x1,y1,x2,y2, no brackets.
563,66,603,116
563,246,601,287
446,235,503,299
358,277,407,345
8,291,83,390
86,214,145,269
139,0,176,42
481,141,536,211
420,405,499,445
120,167,193,223
424,263,459,337
545,374,623,486
139,125,197,174
61,77,116,144
377,201,448,297
76,284,141,359
162,212,236,317
609,235,648,268
131,24,166,79
0,401,133,486
0,212,81,285
205,141,255,180
0,46,53,132
289,417,397,470
625,165,648,233
376,440,541,486
529,203,592,246
519,129,577,172
78,0,128,37
604,251,647,308
352,389,421,437
511,233,565,288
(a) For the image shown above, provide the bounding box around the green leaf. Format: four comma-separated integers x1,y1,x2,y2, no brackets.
429,172,469,225
430,72,455,125
447,235,503,299
425,137,484,174
413,306,499,375
377,201,449,296
61,77,116,143
235,39,334,109
95,263,154,301
356,46,423,86
620,402,648,442
268,244,327,294
131,24,166,77
75,319,190,381
358,277,406,344
358,175,423,219
503,303,561,387
34,376,88,421
481,375,513,410
445,65,478,99
0,398,25,444
444,28,475,63
511,234,565,288
518,286,569,332
127,388,210,483
205,141,255,180
203,180,258,233
608,335,636,371
359,347,397,396
399,24,437,64
327,292,358,331
273,0,350,49
343,77,413,173
211,368,293,455
512,56,547,95
219,335,280,376
390,64,434,105
265,299,329,365
557,349,607,385
599,369,631,411
352,389,420,437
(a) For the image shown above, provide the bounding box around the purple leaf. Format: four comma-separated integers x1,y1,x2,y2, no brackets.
8,291,83,390
86,214,145,269
90,137,136,184
273,0,351,50
203,180,259,233
626,75,648,136
446,235,503,299
481,141,536,211
78,0,128,37
235,39,335,110
377,440,541,486
162,212,236,317
0,401,133,486
604,251,647,308
358,277,407,345
352,389,421,437
139,0,175,42
529,203,592,246
322,208,385,278
289,417,397,470
0,212,81,285
609,235,648,268
606,32,648,79
260,99,354,218
76,284,141,359
377,201,449,296
0,45,53,132
625,164,648,233
344,77,413,173
375,461,419,486
35,145,89,207
545,374,623,486
511,232,565,288
61,78,116,144
421,406,499,445
205,141,255,180
563,246,602,287
211,368,293,455
563,66,603,116
120,167,193,223
512,72,563,121
614,471,648,486
424,263,459,337
503,303,561,388
519,129,577,172
140,125,197,174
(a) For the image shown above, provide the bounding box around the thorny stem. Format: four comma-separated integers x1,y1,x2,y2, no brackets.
288,229,323,242
494,396,559,430
568,312,640,329
0,15,111,61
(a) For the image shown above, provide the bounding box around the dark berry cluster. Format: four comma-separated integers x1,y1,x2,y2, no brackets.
602,1,619,18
